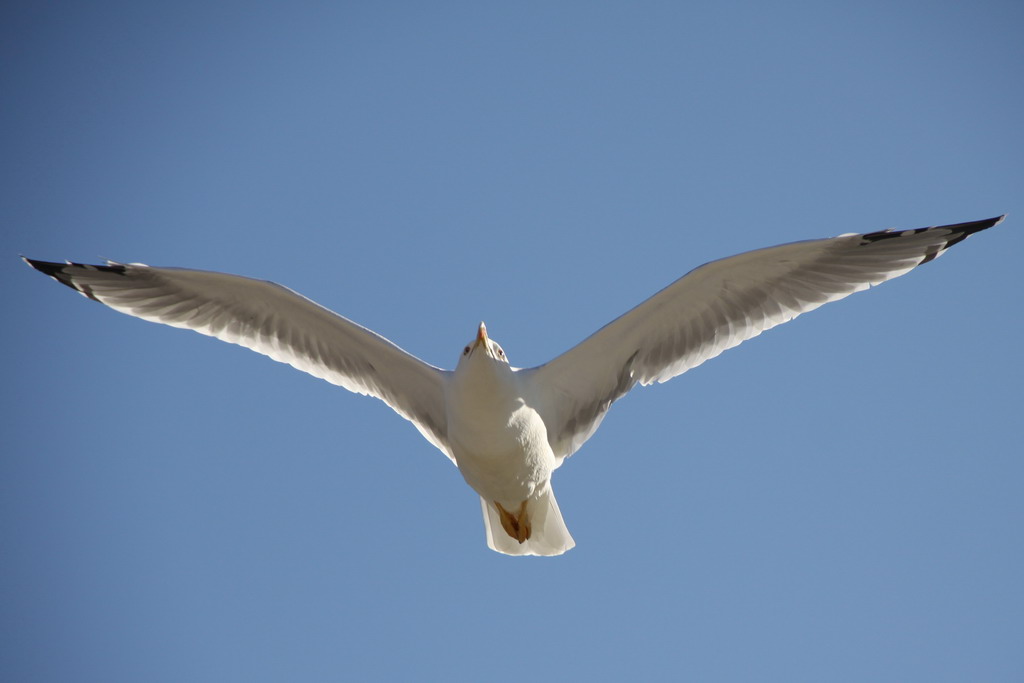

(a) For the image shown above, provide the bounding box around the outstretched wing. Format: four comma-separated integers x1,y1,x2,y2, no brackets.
525,216,1004,459
24,259,452,460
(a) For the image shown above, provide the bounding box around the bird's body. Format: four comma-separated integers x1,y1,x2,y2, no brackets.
446,324,573,553
448,350,554,506
24,215,1005,556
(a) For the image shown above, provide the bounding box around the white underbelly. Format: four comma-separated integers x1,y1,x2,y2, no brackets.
449,404,555,506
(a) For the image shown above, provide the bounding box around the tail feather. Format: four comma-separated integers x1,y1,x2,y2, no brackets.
480,487,575,556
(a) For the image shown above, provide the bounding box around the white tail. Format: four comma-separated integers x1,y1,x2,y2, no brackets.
480,486,576,556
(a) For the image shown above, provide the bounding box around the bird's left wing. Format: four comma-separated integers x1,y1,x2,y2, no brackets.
524,216,1004,459
24,259,452,460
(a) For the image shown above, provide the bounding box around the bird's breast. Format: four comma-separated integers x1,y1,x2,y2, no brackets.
445,375,554,504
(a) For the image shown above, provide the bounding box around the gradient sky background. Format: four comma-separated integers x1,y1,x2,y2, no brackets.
3,2,1022,681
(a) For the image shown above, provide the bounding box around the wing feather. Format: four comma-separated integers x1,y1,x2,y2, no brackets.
24,259,452,459
527,216,1004,458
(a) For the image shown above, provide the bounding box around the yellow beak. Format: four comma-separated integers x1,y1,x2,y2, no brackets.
474,321,488,349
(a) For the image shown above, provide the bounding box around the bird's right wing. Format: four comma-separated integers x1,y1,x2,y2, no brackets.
525,216,1004,459
24,259,453,460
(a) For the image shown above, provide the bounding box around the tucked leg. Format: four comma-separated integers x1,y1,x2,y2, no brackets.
494,500,532,543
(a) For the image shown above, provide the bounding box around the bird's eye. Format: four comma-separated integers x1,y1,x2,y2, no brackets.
497,347,505,358
463,346,471,356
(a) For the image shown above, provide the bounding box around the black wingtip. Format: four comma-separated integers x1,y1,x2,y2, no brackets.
23,257,90,298
944,214,1005,236
940,214,1006,250
24,257,131,276
23,257,130,301
23,257,75,284
859,214,1006,246
23,256,64,276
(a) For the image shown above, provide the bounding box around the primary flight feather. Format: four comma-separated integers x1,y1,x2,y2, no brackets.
24,215,1005,556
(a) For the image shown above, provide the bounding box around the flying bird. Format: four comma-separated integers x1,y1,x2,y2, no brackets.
24,215,1005,556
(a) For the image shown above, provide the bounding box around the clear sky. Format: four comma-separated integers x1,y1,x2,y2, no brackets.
3,2,1022,681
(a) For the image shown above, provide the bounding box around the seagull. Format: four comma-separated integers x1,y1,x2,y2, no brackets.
24,215,1005,556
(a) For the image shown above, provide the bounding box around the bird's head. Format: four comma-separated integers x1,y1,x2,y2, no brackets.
457,321,508,367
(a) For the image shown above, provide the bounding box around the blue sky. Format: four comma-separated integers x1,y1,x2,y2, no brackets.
3,1,1022,681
